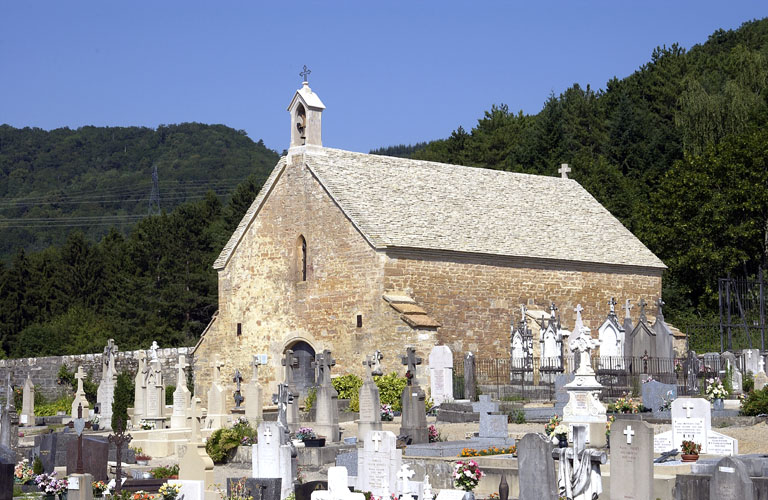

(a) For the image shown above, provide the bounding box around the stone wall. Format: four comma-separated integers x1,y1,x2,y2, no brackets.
0,347,193,400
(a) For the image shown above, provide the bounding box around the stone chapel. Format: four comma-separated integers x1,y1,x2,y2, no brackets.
192,81,666,401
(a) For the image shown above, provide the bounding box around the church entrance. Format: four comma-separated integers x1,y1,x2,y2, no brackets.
286,341,316,394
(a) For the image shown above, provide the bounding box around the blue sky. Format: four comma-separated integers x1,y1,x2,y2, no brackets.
1,2,766,154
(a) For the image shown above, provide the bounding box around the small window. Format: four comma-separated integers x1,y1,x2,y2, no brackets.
236,323,242,336
356,315,363,328
297,235,307,282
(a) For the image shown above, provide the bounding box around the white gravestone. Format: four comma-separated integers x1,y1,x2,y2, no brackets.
171,355,191,429
244,355,263,426
253,421,294,500
96,339,117,430
206,356,229,429
71,366,90,419
356,431,402,498
312,467,365,500
653,397,737,455
428,346,454,406
21,375,35,427
168,480,205,500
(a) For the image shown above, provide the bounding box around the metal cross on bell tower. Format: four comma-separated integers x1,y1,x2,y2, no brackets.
300,65,311,84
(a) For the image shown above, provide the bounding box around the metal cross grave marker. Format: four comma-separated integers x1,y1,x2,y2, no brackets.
300,65,311,83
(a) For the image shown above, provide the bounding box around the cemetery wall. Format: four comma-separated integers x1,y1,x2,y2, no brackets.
0,347,192,400
194,155,435,404
382,250,663,357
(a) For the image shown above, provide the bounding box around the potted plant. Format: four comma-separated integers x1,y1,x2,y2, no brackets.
159,483,182,500
135,452,152,466
90,416,100,431
705,377,728,410
92,481,108,498
296,427,325,447
380,404,394,422
544,414,562,437
452,460,483,499
681,440,701,462
552,424,569,448
14,459,35,485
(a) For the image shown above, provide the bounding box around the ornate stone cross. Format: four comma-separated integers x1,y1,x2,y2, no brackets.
75,366,86,395
251,355,261,382
401,347,422,386
273,383,294,431
609,297,617,315
558,163,571,179
175,355,188,385
282,350,299,386
313,349,335,387
624,299,632,319
397,464,415,494
550,302,558,318
624,425,635,444
300,65,311,83
233,369,244,408
656,297,665,320
638,298,648,322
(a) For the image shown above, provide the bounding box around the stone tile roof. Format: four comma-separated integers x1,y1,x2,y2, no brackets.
306,148,665,269
214,148,665,270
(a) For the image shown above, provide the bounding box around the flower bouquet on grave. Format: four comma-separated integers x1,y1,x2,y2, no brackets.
428,424,442,443
295,427,316,441
159,483,182,500
92,481,108,497
380,404,394,421
544,414,562,436
131,491,154,500
610,393,640,414
14,458,35,484
681,440,701,462
705,377,728,401
552,424,569,447
453,460,483,491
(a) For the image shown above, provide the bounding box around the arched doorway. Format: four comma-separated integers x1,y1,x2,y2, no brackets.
286,340,316,395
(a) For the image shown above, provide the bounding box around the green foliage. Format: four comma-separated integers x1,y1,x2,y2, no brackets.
32,457,43,475
740,386,768,416
35,396,73,417
205,420,255,464
511,409,526,424
724,365,734,395
744,371,755,393
112,372,133,432
57,364,98,404
303,387,316,412
332,374,363,412
165,386,175,406
374,372,408,412
150,464,179,479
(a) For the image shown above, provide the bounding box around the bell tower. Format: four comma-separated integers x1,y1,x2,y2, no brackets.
287,66,325,151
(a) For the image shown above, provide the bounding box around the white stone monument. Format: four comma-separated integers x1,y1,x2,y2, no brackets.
71,366,91,419
96,339,117,430
179,398,216,500
356,431,402,497
428,345,453,405
144,354,166,427
653,397,737,455
357,352,383,441
598,298,625,368
20,375,35,427
171,355,191,429
133,350,148,423
562,305,607,447
312,467,365,500
253,421,295,500
205,356,228,429
243,355,263,425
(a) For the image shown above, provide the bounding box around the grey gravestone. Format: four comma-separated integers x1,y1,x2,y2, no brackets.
335,451,358,476
609,420,653,500
35,432,77,472
0,445,14,500
517,433,557,500
66,437,109,481
554,373,575,412
478,414,507,438
399,347,428,444
227,478,282,500
709,456,754,500
471,395,498,415
641,380,677,414
294,481,328,500
464,353,476,401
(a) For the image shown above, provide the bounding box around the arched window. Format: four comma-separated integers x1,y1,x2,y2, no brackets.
298,235,307,281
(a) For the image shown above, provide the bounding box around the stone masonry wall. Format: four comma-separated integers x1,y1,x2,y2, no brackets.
194,153,435,405
0,347,192,401
382,249,664,358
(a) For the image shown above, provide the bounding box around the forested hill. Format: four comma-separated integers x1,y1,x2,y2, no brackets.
0,123,279,259
374,18,768,326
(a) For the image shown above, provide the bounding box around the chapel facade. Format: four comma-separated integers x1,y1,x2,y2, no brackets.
192,82,666,401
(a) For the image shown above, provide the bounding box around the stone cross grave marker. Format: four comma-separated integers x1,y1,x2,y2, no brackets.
553,425,606,500
358,352,382,441
281,350,300,430
559,163,571,179
71,366,90,419
232,369,244,409
97,339,117,430
171,355,191,428
206,356,228,429
356,431,401,498
254,421,296,500
654,397,737,455
20,375,34,427
517,433,557,500
273,383,294,445
313,349,340,441
244,355,264,425
609,421,653,500
133,350,148,421
428,345,454,405
179,397,215,500
398,463,416,499
312,467,364,500
710,456,754,500
399,347,428,444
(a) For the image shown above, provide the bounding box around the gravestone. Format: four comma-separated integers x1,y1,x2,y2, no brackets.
429,346,454,405
554,373,575,412
641,380,676,416
71,366,91,419
356,431,402,498
553,425,606,500
295,481,328,500
472,396,507,438
281,350,301,432
133,351,148,422
20,375,35,427
0,445,14,500
609,421,653,500
171,355,191,429
540,303,564,370
313,350,340,442
622,299,634,359
598,298,624,365
244,355,264,426
179,398,215,500
311,467,364,500
357,352,383,441
168,480,205,500
399,347,428,444
743,348,761,375
144,356,165,424
653,298,675,360
684,350,700,395
709,456,754,500
335,451,358,477
227,478,282,500
96,339,117,430
471,394,498,415
66,437,109,481
205,356,228,429
516,433,557,500
464,352,476,401
754,359,768,391
671,397,710,453
253,421,295,500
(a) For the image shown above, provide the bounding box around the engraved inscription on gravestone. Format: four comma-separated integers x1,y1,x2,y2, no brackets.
575,393,588,411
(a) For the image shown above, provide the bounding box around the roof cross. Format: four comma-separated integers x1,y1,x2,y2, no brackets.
623,299,633,319
558,163,571,179
300,65,311,83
